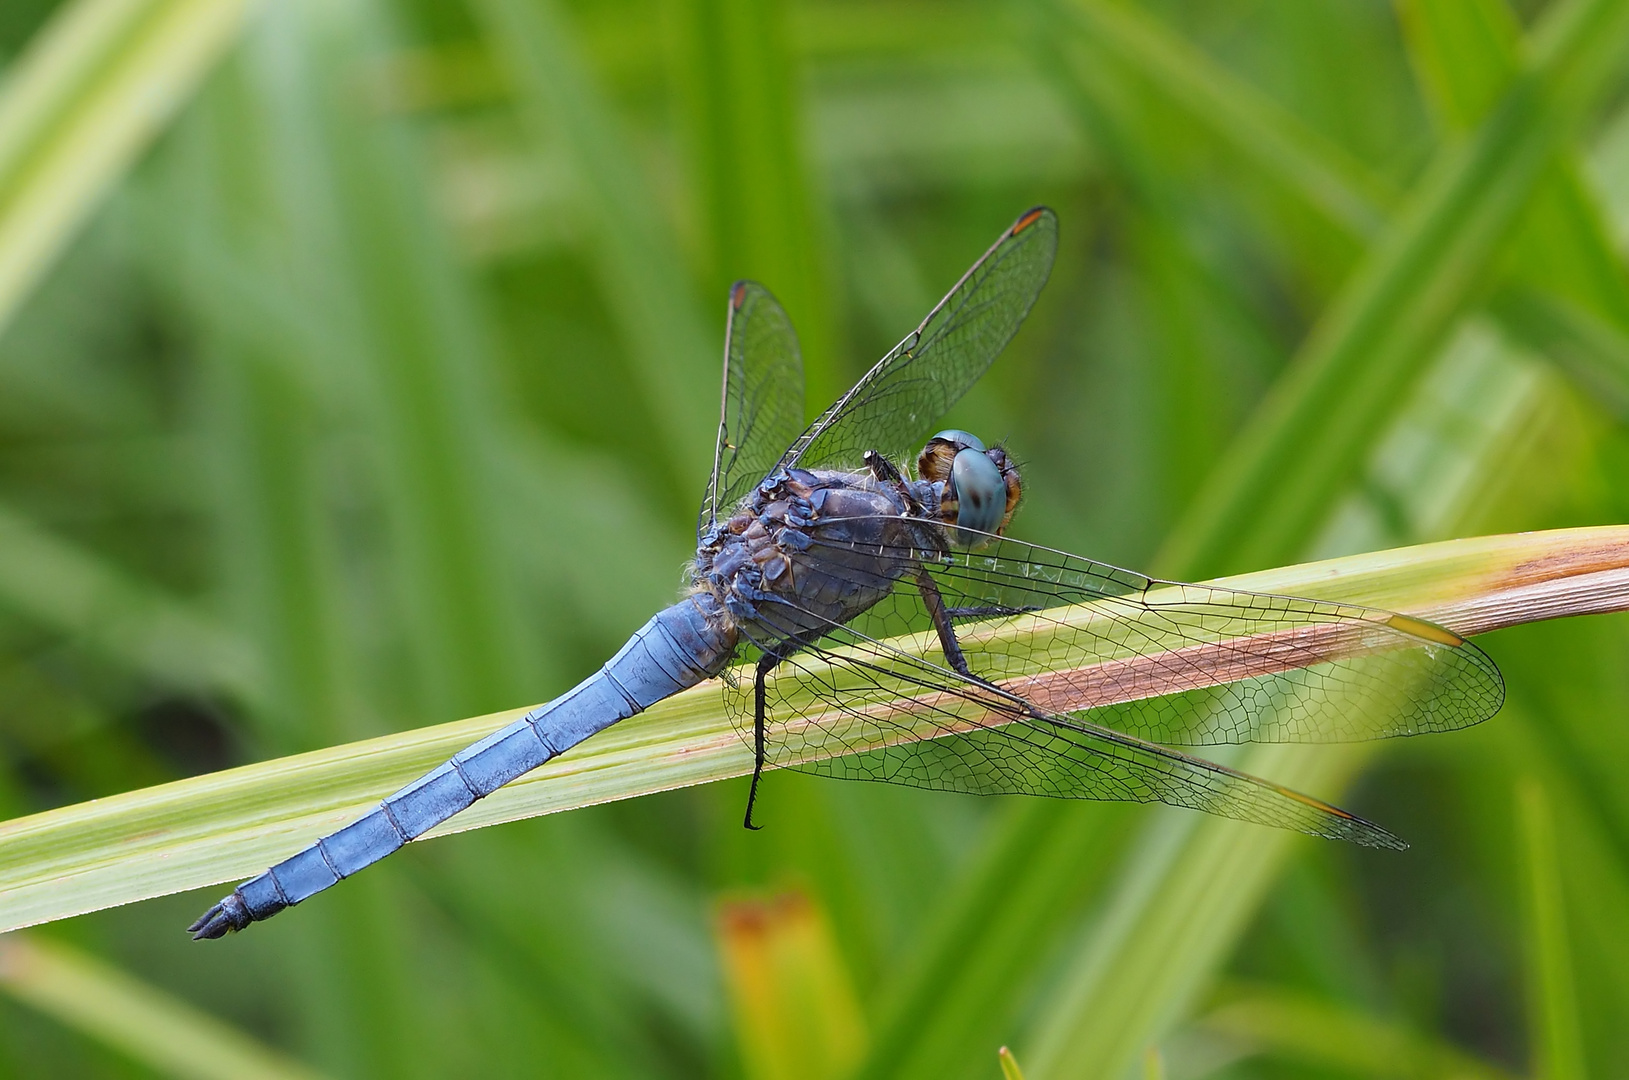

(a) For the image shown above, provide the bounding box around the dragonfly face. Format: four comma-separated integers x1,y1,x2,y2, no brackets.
916,429,1022,542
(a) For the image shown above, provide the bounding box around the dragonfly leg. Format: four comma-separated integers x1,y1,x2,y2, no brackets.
862,448,903,484
863,450,930,516
946,604,1039,620
915,566,976,678
744,649,777,831
916,567,1052,722
744,628,828,830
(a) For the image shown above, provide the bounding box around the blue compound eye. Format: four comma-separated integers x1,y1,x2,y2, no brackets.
950,448,1004,535
931,429,986,453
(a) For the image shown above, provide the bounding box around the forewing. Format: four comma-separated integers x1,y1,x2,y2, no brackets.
699,282,805,537
778,207,1058,474
905,533,1505,745
725,587,1407,849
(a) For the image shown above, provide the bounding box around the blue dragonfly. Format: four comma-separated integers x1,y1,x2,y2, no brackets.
191,207,1503,939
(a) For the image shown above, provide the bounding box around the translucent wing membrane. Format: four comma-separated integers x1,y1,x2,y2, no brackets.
700,282,805,537
778,207,1058,474
903,534,1504,746
724,525,1503,847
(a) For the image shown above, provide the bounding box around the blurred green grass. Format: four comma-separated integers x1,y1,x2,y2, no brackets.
1,0,1629,1076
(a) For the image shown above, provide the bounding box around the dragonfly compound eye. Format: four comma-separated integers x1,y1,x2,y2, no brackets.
933,428,986,452
949,448,1005,536
917,431,1022,541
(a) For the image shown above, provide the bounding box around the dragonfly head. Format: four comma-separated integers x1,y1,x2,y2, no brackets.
917,430,1022,543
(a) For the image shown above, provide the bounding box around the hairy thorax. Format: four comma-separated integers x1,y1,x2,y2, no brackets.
693,467,943,648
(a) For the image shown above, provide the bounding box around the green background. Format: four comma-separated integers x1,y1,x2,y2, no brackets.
1,0,1628,1076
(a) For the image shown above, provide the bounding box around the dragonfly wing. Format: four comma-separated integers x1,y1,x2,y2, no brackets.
770,525,1503,747
871,532,1505,746
727,601,1406,849
779,207,1057,474
699,282,805,537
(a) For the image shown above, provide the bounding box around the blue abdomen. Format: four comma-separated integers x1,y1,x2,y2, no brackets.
190,593,736,939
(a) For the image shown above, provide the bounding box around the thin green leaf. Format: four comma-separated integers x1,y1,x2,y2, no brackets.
0,933,325,1080
1161,0,1629,578
0,498,262,703
666,0,837,410
1395,0,1522,135
1196,983,1518,1080
1518,777,1589,1080
293,0,537,719
0,0,250,339
1487,284,1629,420
1045,0,1629,467
1503,696,1629,1056
179,69,354,753
1021,743,1368,1076
2,525,1627,934
1043,0,1392,239
473,0,718,488
1398,0,1629,332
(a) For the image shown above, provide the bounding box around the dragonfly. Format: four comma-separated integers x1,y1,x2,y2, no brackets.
191,207,1504,939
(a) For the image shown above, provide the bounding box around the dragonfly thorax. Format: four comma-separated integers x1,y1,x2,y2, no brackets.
693,467,945,648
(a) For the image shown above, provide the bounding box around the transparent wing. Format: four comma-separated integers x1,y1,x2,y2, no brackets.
723,526,1503,846
823,528,1505,745
777,207,1058,474
908,533,1505,746
699,282,805,537
729,606,1407,849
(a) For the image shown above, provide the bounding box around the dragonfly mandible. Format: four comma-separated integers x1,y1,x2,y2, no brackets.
191,207,1504,939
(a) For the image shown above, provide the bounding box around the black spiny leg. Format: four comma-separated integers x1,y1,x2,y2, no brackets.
743,629,828,830
744,648,777,830
863,450,927,515
916,567,1042,722
915,566,977,679
869,445,990,682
